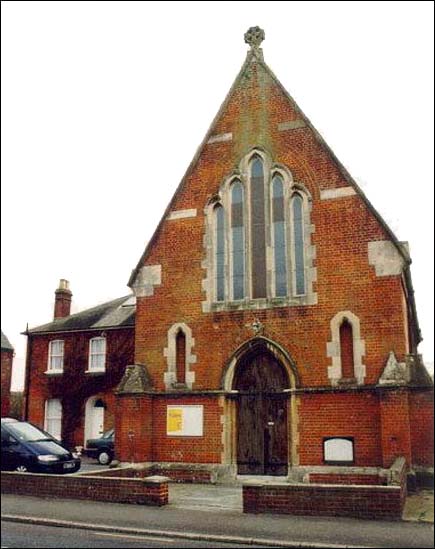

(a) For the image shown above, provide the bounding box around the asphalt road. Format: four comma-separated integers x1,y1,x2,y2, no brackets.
1,521,270,548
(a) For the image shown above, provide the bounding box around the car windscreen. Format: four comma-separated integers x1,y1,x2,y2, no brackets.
5,422,52,442
102,429,114,439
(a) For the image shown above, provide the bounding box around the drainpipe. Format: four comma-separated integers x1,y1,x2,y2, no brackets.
23,327,32,421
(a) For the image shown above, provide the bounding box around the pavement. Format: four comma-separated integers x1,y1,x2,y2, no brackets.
76,457,434,522
403,490,434,523
2,487,434,549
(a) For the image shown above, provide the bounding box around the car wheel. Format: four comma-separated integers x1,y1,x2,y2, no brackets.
15,464,29,473
98,450,112,466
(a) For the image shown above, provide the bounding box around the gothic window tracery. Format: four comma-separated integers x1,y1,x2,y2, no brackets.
205,149,316,311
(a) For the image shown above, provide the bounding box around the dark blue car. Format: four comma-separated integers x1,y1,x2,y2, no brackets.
85,428,115,465
1,418,81,473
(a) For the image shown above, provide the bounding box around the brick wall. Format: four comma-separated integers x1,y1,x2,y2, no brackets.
308,473,385,485
298,392,382,466
243,483,403,520
408,389,434,467
380,389,412,468
243,457,407,520
81,465,214,483
1,471,168,506
1,349,13,417
115,394,223,464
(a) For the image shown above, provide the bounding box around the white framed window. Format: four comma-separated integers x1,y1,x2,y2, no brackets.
44,399,62,440
88,337,106,371
47,340,64,372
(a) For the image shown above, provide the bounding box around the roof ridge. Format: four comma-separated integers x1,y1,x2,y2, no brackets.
26,294,133,334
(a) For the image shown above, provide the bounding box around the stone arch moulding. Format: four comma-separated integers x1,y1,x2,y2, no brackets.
327,311,366,385
163,322,197,389
221,335,300,391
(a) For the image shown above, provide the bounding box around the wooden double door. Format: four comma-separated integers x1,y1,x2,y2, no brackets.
234,351,289,476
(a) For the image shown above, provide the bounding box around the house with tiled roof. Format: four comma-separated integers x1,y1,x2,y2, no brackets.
24,280,134,446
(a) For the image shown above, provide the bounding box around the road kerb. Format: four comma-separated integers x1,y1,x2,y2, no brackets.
1,514,378,548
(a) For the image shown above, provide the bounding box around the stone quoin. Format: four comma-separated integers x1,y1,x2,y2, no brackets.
23,27,433,487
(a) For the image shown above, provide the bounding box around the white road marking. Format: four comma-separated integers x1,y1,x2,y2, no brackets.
94,532,177,543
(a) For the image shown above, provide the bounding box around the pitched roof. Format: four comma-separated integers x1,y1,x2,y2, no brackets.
127,41,421,344
26,295,136,334
1,331,14,351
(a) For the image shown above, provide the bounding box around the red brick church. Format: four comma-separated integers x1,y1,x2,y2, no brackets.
24,27,433,482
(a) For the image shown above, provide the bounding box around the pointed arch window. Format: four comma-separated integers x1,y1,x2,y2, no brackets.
231,181,245,300
214,205,225,302
291,194,306,296
339,319,354,379
272,174,287,297
175,329,186,384
250,156,267,298
205,150,316,311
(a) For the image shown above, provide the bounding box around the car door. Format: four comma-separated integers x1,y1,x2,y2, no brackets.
1,429,20,470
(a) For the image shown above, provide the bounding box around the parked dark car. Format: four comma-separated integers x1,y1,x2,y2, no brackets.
1,417,81,474
85,428,115,465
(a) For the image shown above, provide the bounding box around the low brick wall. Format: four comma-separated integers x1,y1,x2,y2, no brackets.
308,473,385,485
243,483,403,520
1,472,168,506
243,457,407,520
81,464,214,483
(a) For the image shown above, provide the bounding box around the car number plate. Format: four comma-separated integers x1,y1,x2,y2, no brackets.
63,462,75,470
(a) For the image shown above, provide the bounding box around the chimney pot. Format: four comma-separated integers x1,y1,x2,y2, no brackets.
54,279,72,319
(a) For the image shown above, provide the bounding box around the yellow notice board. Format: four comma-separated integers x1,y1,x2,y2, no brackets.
166,405,203,437
167,408,183,433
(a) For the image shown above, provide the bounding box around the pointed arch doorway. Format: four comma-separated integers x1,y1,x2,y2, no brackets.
233,346,291,476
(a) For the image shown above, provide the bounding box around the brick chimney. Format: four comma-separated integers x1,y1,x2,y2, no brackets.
54,279,72,319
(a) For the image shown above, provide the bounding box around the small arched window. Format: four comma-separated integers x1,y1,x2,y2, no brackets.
231,181,245,300
250,156,267,298
291,194,305,296
339,319,355,379
214,205,225,302
272,174,287,297
175,329,186,384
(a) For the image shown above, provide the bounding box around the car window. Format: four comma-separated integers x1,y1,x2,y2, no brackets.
5,422,52,443
103,429,114,439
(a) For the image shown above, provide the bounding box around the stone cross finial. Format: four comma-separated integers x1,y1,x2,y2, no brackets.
244,26,265,49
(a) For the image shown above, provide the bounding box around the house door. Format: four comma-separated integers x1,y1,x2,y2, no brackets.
91,402,104,438
84,398,105,443
234,351,289,475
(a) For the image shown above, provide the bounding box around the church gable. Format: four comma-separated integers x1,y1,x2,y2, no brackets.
129,28,412,319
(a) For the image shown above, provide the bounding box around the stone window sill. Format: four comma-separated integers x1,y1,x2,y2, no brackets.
85,369,106,375
209,294,314,312
44,370,63,376
337,377,357,386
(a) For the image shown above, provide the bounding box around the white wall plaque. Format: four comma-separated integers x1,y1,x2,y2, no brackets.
324,438,354,463
166,405,203,437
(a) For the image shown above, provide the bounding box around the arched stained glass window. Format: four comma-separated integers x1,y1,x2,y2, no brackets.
292,194,305,295
250,156,267,298
215,205,225,302
231,181,245,300
339,319,354,379
272,175,287,297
